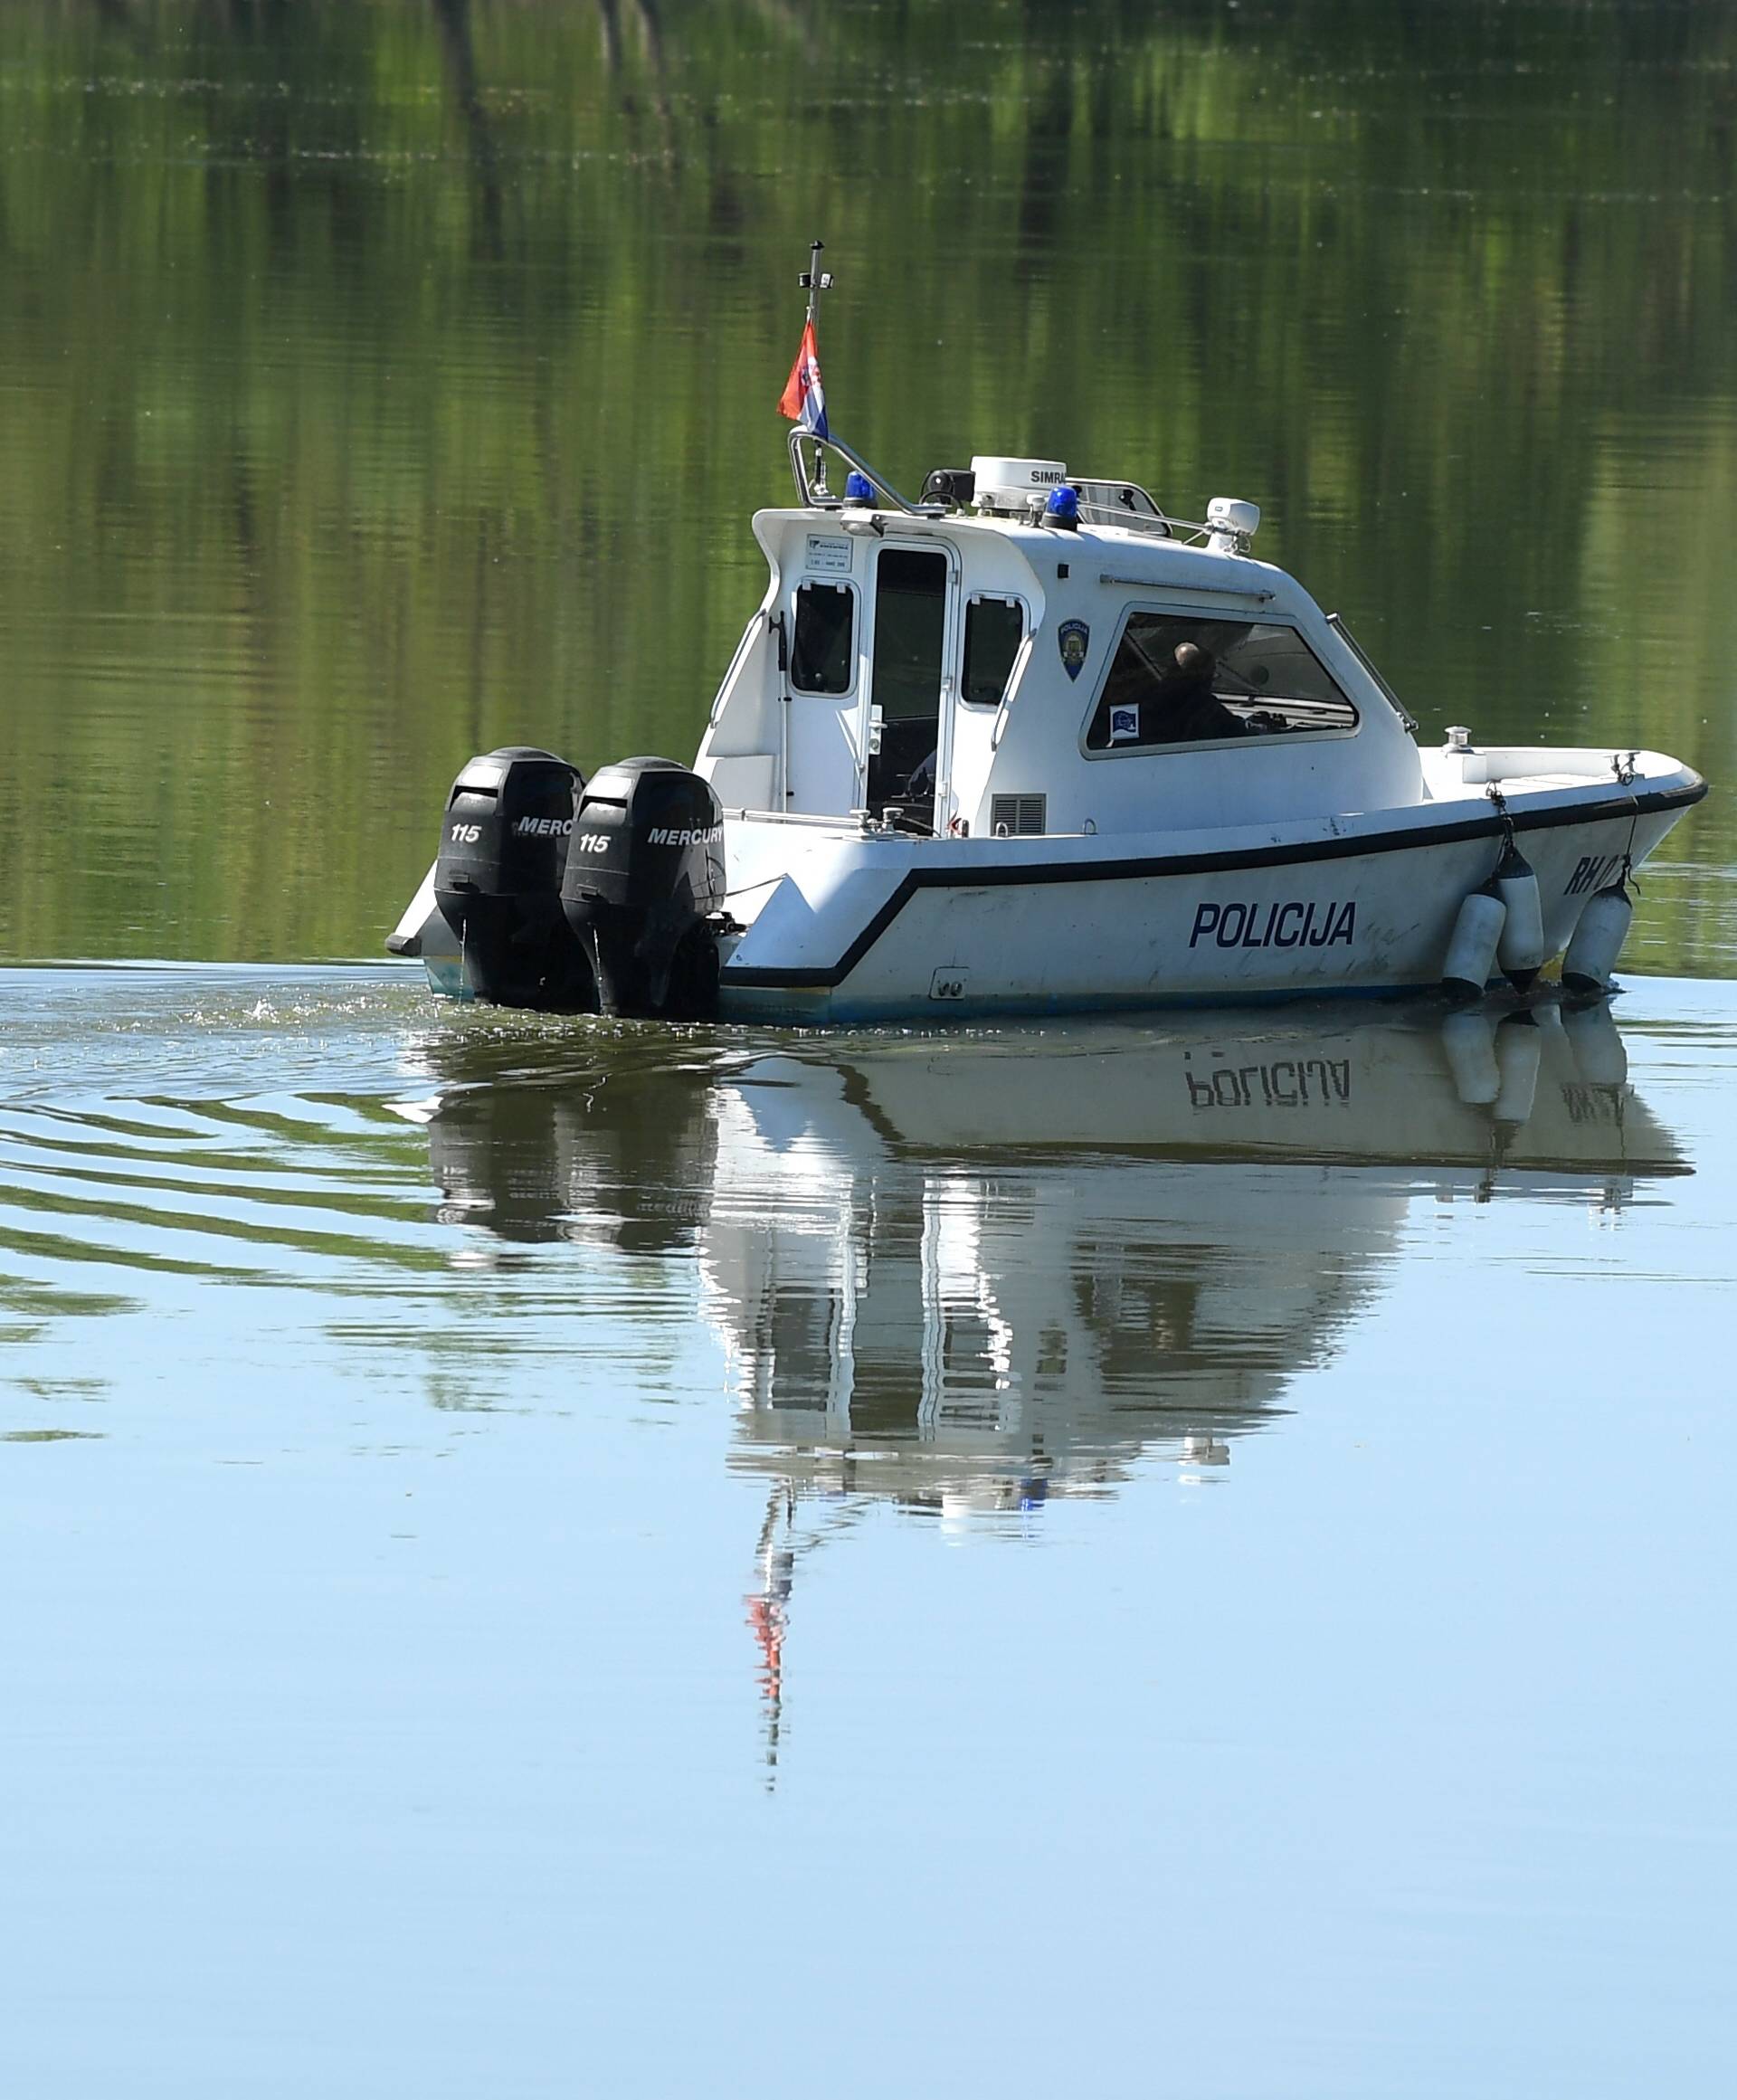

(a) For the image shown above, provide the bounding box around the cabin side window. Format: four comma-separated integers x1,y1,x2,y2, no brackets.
791,581,856,695
1084,612,1359,752
961,594,1025,708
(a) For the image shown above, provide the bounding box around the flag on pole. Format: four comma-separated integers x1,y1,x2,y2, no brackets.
777,319,829,440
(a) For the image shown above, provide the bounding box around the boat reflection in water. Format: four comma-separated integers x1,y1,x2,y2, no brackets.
408,998,1684,1770
416,997,1681,1493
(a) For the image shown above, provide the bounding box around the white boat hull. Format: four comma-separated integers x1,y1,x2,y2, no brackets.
713,771,1701,1023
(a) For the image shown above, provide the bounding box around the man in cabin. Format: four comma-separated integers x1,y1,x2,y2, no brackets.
1144,641,1247,744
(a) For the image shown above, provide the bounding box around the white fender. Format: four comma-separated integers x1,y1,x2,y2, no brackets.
1492,1014,1542,1126
1440,1007,1501,1106
1562,881,1633,997
1440,883,1505,1001
1494,847,1545,990
1561,999,1628,1088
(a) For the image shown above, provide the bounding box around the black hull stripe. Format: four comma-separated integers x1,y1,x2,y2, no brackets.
719,778,1706,993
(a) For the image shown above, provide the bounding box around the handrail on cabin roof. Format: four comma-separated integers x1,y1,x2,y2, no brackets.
787,429,944,518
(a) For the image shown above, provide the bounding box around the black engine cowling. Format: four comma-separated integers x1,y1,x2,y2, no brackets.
560,757,726,1020
432,746,592,1009
428,746,726,1019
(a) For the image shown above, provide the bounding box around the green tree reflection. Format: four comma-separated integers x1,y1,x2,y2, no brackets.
0,0,1730,967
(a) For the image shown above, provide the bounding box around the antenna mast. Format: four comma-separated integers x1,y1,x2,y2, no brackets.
800,237,831,324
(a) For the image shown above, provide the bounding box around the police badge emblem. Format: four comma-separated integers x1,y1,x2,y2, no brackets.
1057,619,1089,680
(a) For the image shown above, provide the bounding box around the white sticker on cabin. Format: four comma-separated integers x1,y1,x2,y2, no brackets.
805,535,852,575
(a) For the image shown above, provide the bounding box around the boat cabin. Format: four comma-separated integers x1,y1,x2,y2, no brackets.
695,454,1425,841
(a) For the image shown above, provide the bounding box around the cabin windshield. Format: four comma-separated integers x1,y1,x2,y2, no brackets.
1085,612,1358,751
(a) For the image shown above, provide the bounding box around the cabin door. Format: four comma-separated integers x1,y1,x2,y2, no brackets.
863,545,957,823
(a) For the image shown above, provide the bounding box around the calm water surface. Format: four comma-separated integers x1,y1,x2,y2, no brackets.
2,963,1734,2093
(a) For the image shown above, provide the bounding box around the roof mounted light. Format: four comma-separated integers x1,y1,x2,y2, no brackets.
1207,497,1261,556
1043,486,1080,530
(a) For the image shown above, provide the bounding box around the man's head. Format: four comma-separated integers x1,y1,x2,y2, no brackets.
1172,641,1215,681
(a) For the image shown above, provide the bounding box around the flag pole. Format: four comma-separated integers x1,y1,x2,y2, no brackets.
798,238,831,494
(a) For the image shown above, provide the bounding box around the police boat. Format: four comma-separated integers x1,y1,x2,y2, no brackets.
387,259,1705,1023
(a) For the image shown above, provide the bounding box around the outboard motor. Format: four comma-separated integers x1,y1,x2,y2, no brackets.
432,746,592,1008
560,757,726,1020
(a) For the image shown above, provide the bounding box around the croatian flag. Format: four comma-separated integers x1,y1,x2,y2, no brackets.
777,319,829,440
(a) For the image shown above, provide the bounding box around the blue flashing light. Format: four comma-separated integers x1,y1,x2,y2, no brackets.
844,470,876,503
1045,485,1080,527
